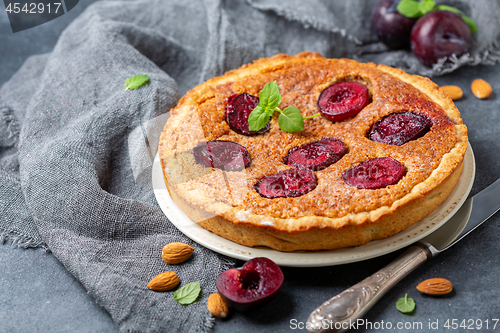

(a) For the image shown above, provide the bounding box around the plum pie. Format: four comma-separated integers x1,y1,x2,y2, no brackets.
158,52,467,251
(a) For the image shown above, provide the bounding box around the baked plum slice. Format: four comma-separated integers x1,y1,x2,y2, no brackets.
318,81,370,122
225,93,270,135
216,257,284,312
193,140,251,171
369,111,432,145
342,157,405,189
255,168,317,198
283,138,347,171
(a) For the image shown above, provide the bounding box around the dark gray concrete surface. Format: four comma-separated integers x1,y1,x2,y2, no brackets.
2,1,499,332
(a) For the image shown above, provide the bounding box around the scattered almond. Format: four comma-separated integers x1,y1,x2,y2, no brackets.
162,242,194,264
441,85,463,100
148,271,180,291
471,79,492,99
207,293,230,318
416,278,453,296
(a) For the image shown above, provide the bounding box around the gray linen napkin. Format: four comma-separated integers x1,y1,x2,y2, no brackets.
1,0,500,331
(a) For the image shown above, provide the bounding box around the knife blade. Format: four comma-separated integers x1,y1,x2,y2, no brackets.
306,177,500,333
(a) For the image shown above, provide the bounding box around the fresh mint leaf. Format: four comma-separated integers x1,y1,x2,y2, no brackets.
248,81,318,133
418,0,435,15
248,105,272,132
124,74,149,91
259,81,282,110
397,0,423,18
174,282,201,305
278,106,304,133
436,5,477,34
435,4,461,14
397,0,435,18
396,294,416,314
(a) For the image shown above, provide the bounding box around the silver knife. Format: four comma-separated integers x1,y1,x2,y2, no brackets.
307,177,500,333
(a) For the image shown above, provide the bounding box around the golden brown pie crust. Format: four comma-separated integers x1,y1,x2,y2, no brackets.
158,52,468,252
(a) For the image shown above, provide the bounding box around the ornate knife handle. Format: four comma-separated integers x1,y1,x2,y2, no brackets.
307,244,432,333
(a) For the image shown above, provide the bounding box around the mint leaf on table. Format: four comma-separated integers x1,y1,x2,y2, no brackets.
396,294,416,314
124,74,149,91
174,282,201,305
278,106,304,133
435,5,478,33
248,81,319,133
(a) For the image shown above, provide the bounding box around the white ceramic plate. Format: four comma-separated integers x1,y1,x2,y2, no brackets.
153,144,475,267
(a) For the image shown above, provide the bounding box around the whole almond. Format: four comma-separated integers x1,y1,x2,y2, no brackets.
147,271,180,291
471,79,492,99
417,278,453,296
207,293,230,318
162,242,194,264
441,85,463,100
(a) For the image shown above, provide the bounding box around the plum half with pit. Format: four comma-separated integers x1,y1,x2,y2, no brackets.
254,168,317,199
225,93,269,135
318,82,370,122
216,257,284,312
193,140,251,171
283,138,347,171
368,111,432,146
411,10,472,67
371,0,416,49
342,157,405,189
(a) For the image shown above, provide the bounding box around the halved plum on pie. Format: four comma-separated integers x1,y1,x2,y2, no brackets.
318,81,370,122
283,138,347,171
255,168,317,198
342,157,405,189
193,140,251,171
368,111,431,145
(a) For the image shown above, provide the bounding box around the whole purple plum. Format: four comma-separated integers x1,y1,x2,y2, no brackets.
371,0,416,49
411,10,471,67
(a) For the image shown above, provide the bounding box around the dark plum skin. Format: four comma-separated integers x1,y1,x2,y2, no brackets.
254,168,317,199
342,157,406,189
368,112,432,145
371,0,416,49
192,140,251,171
225,93,270,135
216,257,284,312
283,138,347,171
411,10,472,67
318,82,370,122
